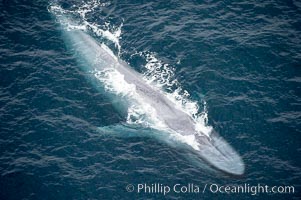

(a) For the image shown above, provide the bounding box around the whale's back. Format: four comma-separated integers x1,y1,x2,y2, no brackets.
61,28,245,175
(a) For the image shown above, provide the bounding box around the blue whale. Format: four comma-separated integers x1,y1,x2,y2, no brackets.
56,16,245,176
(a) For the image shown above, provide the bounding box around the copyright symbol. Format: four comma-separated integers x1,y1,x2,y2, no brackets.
126,184,134,192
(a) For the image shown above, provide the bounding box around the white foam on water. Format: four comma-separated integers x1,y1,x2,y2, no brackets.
92,65,207,150
169,131,201,151
48,1,122,54
141,52,213,138
49,0,213,149
92,68,168,130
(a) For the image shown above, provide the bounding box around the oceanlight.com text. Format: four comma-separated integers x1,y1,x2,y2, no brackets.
125,183,295,196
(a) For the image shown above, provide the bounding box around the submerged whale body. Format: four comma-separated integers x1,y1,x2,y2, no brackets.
57,18,245,175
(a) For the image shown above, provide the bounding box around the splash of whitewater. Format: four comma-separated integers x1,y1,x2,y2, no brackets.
48,0,213,139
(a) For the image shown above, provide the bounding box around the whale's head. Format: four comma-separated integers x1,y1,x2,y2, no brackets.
193,130,245,176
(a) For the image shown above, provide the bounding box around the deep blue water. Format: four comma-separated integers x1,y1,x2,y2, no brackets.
0,0,301,199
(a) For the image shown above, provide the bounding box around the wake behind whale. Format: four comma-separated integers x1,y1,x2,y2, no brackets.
51,11,245,175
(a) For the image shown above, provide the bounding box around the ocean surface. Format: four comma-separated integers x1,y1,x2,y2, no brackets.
0,0,301,199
